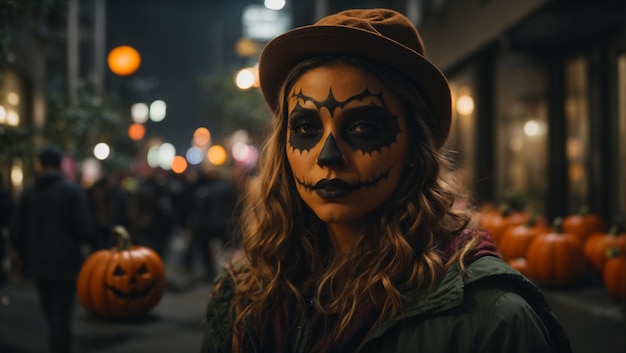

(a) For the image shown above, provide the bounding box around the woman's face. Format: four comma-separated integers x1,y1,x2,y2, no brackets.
286,63,409,225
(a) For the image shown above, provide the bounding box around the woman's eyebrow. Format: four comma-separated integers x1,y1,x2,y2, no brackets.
342,103,394,118
288,104,318,120
291,87,386,117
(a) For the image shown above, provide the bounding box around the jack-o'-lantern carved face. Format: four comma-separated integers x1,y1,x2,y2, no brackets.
105,261,157,300
77,232,167,320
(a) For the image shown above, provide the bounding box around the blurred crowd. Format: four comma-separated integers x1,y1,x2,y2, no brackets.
0,159,250,298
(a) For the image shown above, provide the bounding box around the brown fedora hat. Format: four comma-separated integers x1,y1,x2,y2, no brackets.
258,8,452,148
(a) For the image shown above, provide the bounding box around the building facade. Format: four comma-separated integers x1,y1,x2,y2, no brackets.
293,0,626,222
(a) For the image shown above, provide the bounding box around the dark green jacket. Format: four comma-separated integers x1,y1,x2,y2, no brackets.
201,256,572,353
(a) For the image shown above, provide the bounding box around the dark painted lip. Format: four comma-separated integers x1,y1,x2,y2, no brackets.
314,179,354,199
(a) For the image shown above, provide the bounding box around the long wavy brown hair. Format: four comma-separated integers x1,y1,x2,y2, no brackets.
223,55,477,350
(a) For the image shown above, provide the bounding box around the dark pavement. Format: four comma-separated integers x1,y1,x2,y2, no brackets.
0,266,212,353
1,233,625,353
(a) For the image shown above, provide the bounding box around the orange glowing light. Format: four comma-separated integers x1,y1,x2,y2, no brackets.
171,156,188,174
207,145,227,165
193,127,211,147
108,45,141,76
128,123,146,140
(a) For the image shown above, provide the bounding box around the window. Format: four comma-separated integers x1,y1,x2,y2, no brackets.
494,53,548,213
448,67,477,197
564,57,590,213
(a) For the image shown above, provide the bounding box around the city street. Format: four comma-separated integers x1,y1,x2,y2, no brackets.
0,267,211,353
1,242,625,352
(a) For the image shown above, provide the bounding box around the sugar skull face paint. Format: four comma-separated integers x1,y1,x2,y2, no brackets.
286,63,409,225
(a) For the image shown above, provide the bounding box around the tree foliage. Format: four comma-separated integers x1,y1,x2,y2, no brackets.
44,81,135,168
0,0,52,68
202,71,271,144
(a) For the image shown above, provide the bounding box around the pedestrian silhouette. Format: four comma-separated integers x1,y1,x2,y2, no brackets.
10,144,95,353
88,171,129,249
183,166,236,280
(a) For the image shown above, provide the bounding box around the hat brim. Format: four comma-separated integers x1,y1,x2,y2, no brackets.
258,25,451,145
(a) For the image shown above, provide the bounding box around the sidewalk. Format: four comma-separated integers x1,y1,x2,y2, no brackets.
1,236,625,353
0,230,219,353
541,282,626,353
0,267,212,353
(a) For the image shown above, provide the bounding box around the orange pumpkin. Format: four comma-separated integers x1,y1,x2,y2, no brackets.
498,216,551,260
583,222,626,275
480,204,530,242
525,218,586,288
77,226,166,319
563,206,606,243
602,247,626,301
507,257,531,277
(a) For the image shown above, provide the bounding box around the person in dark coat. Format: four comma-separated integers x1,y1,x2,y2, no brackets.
11,144,95,353
183,166,237,280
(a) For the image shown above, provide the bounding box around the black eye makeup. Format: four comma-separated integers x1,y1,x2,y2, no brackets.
341,103,401,155
288,104,324,152
287,88,402,155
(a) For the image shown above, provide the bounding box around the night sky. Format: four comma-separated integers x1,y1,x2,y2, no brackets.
105,0,256,152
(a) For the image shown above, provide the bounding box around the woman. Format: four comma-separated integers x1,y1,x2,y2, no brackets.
201,8,571,353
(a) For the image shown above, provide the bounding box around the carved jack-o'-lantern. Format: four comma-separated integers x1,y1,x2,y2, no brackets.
77,226,166,319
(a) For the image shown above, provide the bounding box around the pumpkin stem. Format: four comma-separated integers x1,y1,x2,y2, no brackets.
607,224,619,236
498,203,512,217
609,214,625,235
577,205,591,216
605,246,622,259
525,213,539,227
112,225,132,251
552,217,564,233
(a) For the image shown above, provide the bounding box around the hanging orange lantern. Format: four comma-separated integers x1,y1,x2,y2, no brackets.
108,45,141,76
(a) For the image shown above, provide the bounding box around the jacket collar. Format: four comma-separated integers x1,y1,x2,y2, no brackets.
364,260,466,343
363,255,509,346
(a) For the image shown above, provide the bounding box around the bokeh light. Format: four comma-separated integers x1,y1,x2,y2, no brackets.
10,160,23,189
81,158,102,188
131,102,149,123
456,94,475,116
7,92,19,105
147,146,159,168
524,120,540,137
149,100,167,122
93,143,111,160
157,143,176,170
235,67,258,90
107,45,141,76
265,0,286,10
186,146,204,165
6,110,19,126
171,155,188,174
232,142,250,162
207,145,227,165
128,123,146,140
193,127,211,147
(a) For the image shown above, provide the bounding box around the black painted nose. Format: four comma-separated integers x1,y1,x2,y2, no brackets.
317,134,344,166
